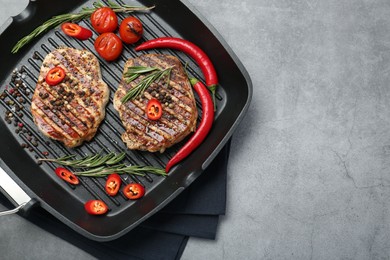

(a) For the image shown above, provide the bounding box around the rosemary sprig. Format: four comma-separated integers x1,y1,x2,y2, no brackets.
74,165,167,177
121,66,173,103
38,152,126,168
123,66,160,83
38,152,167,177
11,1,155,53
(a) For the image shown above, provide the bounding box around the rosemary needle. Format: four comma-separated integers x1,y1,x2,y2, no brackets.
121,66,173,103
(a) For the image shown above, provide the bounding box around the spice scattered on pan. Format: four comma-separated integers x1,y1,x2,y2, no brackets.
1,65,52,156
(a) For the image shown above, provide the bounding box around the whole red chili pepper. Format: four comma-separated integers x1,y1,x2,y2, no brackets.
165,77,214,172
135,37,218,110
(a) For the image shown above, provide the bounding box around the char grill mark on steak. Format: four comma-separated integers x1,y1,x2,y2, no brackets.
39,51,97,125
120,59,189,134
51,50,101,121
114,54,198,153
35,83,92,130
34,88,89,136
32,98,82,139
31,47,110,147
35,79,92,137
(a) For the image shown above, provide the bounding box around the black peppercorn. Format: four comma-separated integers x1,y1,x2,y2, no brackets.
33,52,40,60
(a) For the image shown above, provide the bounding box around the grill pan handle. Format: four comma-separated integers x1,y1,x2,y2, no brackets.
0,202,28,216
0,160,38,216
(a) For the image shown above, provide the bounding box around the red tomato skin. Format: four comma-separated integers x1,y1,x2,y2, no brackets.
105,173,122,196
119,17,143,44
123,183,145,200
91,7,118,33
45,67,66,86
84,200,108,215
55,167,79,185
94,32,123,61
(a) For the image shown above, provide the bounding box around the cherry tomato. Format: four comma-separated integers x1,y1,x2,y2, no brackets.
45,67,66,86
55,167,79,185
91,7,118,34
146,99,162,120
84,200,108,215
119,17,143,44
61,23,92,40
94,32,123,61
123,183,145,200
105,173,122,196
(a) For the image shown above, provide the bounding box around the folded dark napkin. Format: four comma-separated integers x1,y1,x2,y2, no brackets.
0,139,231,259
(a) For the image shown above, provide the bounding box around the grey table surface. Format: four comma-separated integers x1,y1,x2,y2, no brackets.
1,0,390,259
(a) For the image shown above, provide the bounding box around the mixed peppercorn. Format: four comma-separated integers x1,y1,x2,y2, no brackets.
1,66,50,157
2,68,29,127
144,85,175,109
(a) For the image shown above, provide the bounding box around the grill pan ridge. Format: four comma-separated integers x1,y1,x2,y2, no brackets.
0,0,252,241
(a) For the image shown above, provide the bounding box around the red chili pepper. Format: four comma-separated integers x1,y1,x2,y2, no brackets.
135,37,218,110
123,183,145,200
45,67,66,86
165,77,214,172
146,99,162,120
61,23,93,40
84,200,108,215
105,173,121,196
55,167,79,185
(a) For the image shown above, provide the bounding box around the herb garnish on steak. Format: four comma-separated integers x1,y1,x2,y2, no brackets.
114,54,198,153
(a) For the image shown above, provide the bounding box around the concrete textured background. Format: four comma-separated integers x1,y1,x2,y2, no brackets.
1,0,390,259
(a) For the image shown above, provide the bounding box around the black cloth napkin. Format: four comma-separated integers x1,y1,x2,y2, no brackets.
0,139,231,259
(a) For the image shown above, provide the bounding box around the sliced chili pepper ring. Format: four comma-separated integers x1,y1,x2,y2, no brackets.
146,98,162,120
45,66,66,86
84,200,108,215
105,173,122,196
123,183,145,200
55,167,79,185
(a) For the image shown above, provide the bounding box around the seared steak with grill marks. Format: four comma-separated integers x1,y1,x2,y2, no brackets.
31,47,110,148
114,54,198,153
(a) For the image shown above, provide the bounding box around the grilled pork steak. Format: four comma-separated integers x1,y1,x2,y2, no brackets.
31,47,110,148
114,54,198,153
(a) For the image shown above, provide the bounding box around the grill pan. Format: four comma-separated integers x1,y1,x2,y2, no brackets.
0,0,252,241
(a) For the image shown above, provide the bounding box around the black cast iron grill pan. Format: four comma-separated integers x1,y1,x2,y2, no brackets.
0,0,252,241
